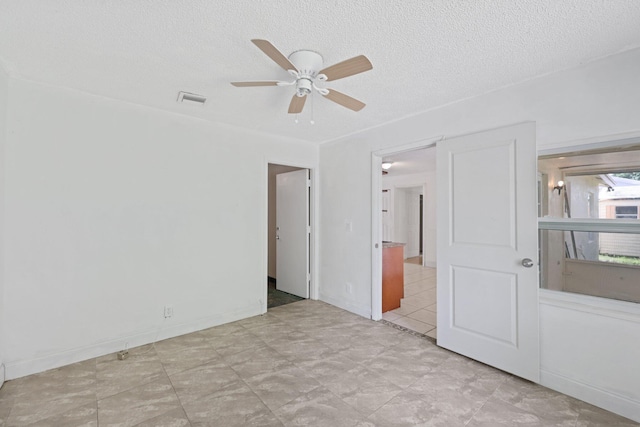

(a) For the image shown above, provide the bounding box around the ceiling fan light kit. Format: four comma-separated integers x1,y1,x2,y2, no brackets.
231,39,372,116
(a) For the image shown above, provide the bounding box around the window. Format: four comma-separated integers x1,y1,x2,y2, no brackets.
616,206,639,219
538,148,640,304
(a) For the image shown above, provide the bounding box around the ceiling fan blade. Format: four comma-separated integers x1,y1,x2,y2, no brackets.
323,89,366,111
288,94,307,114
319,55,372,81
231,81,280,87
251,39,298,72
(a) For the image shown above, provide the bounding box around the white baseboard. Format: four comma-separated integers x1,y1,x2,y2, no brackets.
4,304,261,381
541,369,640,423
0,363,5,389
319,294,371,319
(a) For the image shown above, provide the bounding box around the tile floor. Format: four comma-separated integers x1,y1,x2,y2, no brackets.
0,300,637,426
268,279,304,309
383,258,438,339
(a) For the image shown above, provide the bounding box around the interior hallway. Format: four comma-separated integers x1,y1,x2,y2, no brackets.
383,256,438,339
0,300,636,426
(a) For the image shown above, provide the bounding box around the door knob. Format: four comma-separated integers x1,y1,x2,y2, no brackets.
521,258,534,268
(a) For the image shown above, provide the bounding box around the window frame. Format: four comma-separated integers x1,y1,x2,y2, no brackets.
615,205,639,219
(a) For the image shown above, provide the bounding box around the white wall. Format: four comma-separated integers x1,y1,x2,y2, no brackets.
540,291,640,422
319,48,640,421
2,78,317,379
382,171,437,267
0,64,8,387
396,187,420,258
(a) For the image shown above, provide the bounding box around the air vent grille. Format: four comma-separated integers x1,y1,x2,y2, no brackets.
177,91,206,105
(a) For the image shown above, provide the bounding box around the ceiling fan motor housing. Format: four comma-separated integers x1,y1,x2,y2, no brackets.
289,50,323,77
288,50,324,97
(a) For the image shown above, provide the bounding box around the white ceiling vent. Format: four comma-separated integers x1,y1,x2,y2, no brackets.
177,91,207,106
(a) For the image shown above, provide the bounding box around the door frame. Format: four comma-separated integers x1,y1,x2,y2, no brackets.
264,159,317,313
371,136,443,320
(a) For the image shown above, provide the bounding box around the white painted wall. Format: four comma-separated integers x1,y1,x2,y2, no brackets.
540,291,640,422
319,48,640,421
0,64,8,387
2,78,317,379
382,171,437,267
393,187,408,248
396,187,420,258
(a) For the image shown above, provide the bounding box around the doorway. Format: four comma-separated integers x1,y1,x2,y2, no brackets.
374,145,438,337
267,164,311,308
372,123,540,383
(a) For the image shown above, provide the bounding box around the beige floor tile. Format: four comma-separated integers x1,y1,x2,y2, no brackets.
403,274,428,285
492,375,584,420
97,377,181,427
426,303,437,313
244,366,321,411
391,317,434,334
401,295,433,310
26,402,97,427
576,402,640,427
5,360,97,426
403,291,436,308
382,311,402,321
181,381,279,427
426,328,437,339
169,360,242,403
373,390,467,426
135,407,191,427
1,298,635,427
154,335,220,376
298,354,361,385
0,396,13,427
403,284,424,296
407,309,437,326
465,396,545,426
412,277,437,290
265,335,334,364
321,365,403,416
274,387,369,427
96,344,166,400
223,345,294,380
390,303,420,316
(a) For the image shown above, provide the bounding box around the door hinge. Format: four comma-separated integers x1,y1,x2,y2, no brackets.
307,179,311,187
307,225,311,234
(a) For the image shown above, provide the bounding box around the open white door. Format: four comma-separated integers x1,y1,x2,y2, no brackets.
437,122,539,382
276,169,310,299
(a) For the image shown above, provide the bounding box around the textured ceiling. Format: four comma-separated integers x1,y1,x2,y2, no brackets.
1,1,640,144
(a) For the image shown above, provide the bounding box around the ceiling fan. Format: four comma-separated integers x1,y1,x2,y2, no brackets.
231,39,372,114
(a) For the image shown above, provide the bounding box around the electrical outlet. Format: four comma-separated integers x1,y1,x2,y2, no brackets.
346,282,353,294
164,305,173,318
